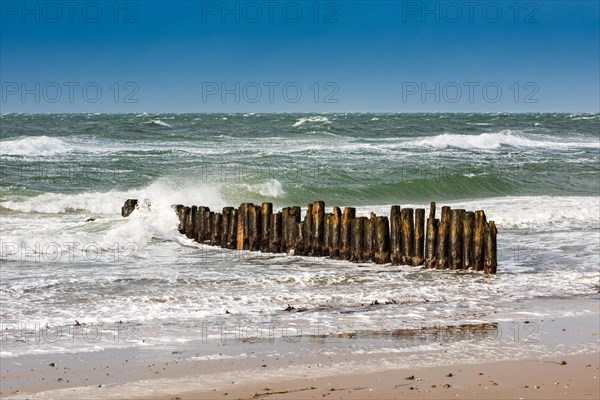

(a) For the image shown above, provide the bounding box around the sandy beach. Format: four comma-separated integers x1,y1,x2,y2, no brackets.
2,307,598,400
154,352,600,400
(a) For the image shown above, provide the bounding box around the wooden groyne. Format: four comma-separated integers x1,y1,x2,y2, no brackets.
122,200,498,274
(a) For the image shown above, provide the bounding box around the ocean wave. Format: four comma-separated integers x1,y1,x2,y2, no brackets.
143,120,171,128
0,136,71,156
293,116,331,127
240,179,285,198
412,130,600,150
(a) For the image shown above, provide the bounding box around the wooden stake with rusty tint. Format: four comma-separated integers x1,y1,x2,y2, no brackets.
462,211,474,270
435,206,451,269
260,203,273,253
236,203,250,250
311,201,325,256
424,202,437,268
294,222,304,255
413,208,425,266
269,212,282,253
390,205,402,265
374,216,390,264
449,209,464,270
323,213,332,257
280,207,290,253
226,208,237,249
363,213,376,262
401,208,414,265
484,221,497,274
329,207,342,258
473,210,487,271
340,207,356,261
351,216,366,263
302,203,314,256
248,205,261,251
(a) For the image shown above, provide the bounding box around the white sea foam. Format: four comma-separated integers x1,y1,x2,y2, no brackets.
293,116,331,127
412,130,599,150
0,136,71,156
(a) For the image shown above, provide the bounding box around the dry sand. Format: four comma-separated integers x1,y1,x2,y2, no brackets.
147,352,599,400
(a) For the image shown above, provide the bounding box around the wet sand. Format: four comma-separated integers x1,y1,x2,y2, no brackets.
2,310,598,399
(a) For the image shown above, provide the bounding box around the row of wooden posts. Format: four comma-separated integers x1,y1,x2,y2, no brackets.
127,199,499,274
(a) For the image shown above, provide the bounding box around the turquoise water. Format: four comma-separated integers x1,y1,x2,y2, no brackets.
1,113,598,358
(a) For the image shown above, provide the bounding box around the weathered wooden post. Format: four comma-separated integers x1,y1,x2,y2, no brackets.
449,209,464,270
473,210,487,271
248,205,261,251
294,222,304,255
202,209,211,243
390,205,402,265
207,211,215,244
175,205,185,234
211,212,222,246
351,216,366,263
413,208,425,266
436,206,451,269
424,202,437,268
484,221,497,274
281,207,290,253
221,207,233,247
363,213,376,262
185,206,197,239
237,203,251,250
462,211,475,270
340,207,355,261
374,216,390,264
179,206,190,235
260,203,273,252
269,212,282,253
121,199,138,217
401,208,414,265
194,206,204,243
323,213,332,257
302,203,314,256
225,208,236,249
311,201,325,256
286,206,301,254
329,207,341,258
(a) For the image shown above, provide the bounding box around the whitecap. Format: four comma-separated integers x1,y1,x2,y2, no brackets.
293,116,331,127
0,136,71,157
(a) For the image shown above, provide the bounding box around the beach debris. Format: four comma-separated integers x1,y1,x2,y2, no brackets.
49,362,55,367
559,360,567,365
446,373,453,377
431,384,437,388
443,384,451,388
405,375,415,380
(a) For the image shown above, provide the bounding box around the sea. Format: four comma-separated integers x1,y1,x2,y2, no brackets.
1,113,599,367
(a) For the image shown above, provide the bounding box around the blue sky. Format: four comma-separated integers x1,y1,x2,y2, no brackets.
1,1,598,112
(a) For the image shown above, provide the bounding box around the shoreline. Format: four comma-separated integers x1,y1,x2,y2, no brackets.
2,307,598,400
